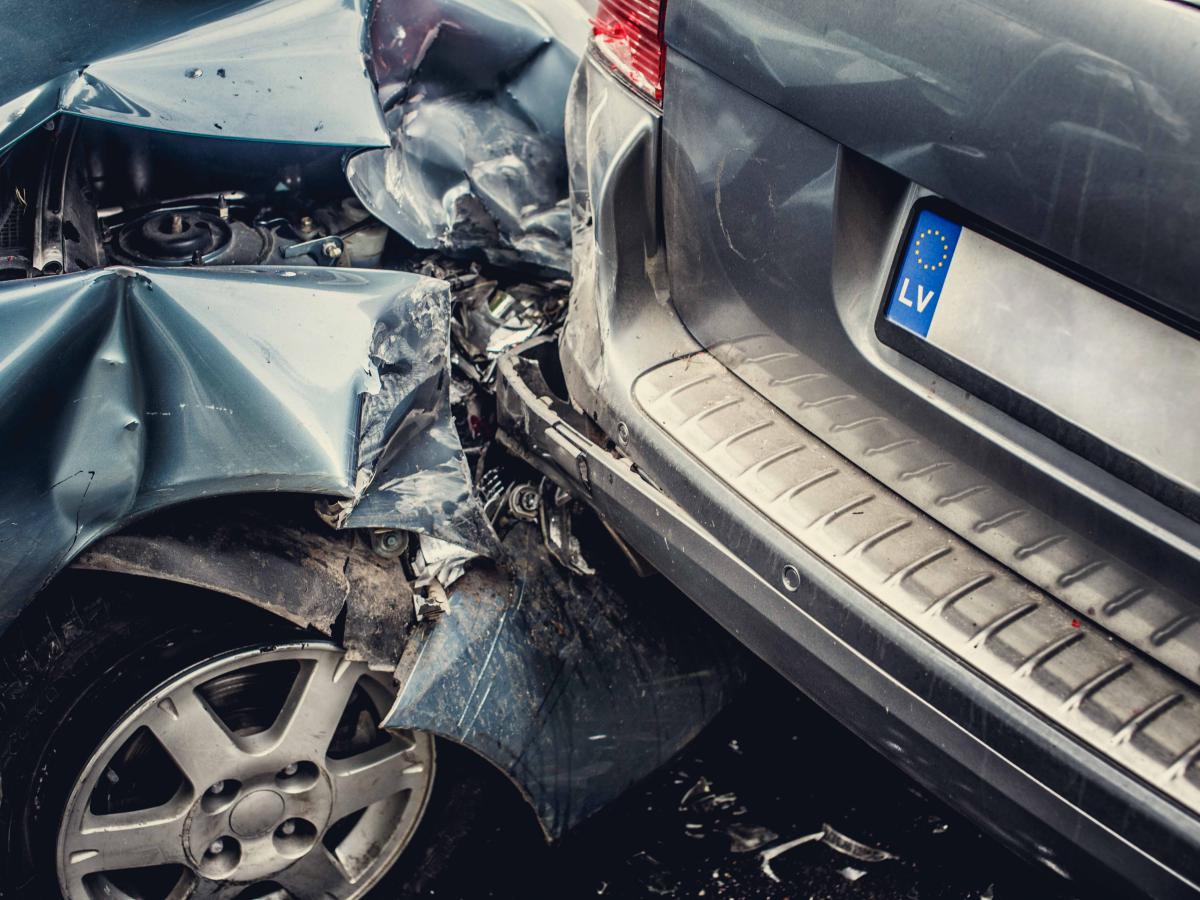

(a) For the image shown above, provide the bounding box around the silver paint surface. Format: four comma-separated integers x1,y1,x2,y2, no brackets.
0,0,388,152
347,0,590,273
0,265,488,628
668,0,1200,320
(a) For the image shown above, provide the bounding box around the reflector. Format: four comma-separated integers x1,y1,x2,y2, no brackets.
592,0,668,102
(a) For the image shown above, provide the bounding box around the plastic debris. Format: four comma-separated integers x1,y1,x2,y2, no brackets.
759,823,898,883
413,534,481,589
727,823,779,854
821,823,898,863
840,865,868,882
759,831,825,883
679,777,713,810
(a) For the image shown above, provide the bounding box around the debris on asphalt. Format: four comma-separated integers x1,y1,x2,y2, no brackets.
759,831,825,883
759,823,897,882
726,823,779,854
679,777,713,809
821,822,899,863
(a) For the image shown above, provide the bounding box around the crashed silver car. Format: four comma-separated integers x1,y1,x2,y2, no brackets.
0,1,745,897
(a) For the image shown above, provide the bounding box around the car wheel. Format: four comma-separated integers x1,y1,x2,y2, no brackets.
0,581,479,900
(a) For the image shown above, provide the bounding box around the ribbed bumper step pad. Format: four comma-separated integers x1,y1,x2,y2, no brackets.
635,352,1200,816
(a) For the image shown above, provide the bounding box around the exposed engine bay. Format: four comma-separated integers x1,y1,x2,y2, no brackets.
4,112,576,475
6,119,397,275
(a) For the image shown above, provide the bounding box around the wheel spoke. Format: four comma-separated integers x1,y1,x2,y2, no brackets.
260,653,365,761
187,875,254,899
274,845,356,897
62,802,189,876
144,684,245,788
327,739,427,823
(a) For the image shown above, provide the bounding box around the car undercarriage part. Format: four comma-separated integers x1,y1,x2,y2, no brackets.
55,642,433,899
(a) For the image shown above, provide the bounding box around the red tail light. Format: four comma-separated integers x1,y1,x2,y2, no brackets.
592,0,668,103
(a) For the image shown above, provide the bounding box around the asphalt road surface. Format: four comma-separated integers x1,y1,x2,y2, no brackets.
424,663,1089,900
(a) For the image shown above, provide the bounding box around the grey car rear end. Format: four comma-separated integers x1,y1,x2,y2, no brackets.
543,0,1200,895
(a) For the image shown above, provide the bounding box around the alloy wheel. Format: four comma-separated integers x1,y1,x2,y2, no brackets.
55,643,434,900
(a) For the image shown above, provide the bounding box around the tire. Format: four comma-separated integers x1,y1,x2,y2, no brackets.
0,575,501,900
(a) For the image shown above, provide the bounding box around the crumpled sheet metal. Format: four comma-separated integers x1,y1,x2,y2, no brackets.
0,264,489,631
0,0,388,154
346,0,588,273
385,524,745,839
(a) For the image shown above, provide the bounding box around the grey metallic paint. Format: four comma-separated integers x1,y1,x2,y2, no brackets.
667,0,1200,325
558,47,1200,897
0,266,488,630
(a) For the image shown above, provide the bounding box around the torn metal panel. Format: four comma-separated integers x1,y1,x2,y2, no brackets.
347,0,589,273
384,523,745,839
0,264,489,631
0,0,388,153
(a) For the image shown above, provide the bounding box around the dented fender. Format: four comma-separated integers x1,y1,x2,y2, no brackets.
0,265,489,633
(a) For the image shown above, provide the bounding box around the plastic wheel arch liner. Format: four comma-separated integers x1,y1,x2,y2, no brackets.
0,264,492,632
346,0,590,274
385,523,747,839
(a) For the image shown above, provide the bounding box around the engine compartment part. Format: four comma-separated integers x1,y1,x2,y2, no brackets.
4,118,394,278
2,0,583,277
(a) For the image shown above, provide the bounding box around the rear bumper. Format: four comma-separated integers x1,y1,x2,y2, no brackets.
540,52,1200,898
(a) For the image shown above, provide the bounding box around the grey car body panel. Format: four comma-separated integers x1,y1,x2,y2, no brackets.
0,0,389,153
0,265,489,631
0,0,580,271
556,50,1200,895
658,49,1200,638
384,523,744,838
347,0,589,274
666,0,1200,327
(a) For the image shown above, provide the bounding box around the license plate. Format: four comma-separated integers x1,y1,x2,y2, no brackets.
880,206,1200,497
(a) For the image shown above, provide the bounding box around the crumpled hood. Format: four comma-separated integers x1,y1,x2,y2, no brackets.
0,0,586,273
0,0,389,153
0,265,491,630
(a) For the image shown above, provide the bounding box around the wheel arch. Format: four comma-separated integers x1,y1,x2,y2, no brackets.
60,494,416,671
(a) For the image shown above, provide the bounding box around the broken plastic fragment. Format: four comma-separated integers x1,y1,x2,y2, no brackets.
839,865,868,882
759,831,824,883
413,534,481,589
821,822,898,863
679,776,713,810
758,823,897,883
726,822,779,854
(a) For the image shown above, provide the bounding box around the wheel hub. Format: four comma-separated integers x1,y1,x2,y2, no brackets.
184,761,336,882
228,789,286,838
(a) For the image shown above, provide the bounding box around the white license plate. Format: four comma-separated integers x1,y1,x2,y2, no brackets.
882,207,1200,496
